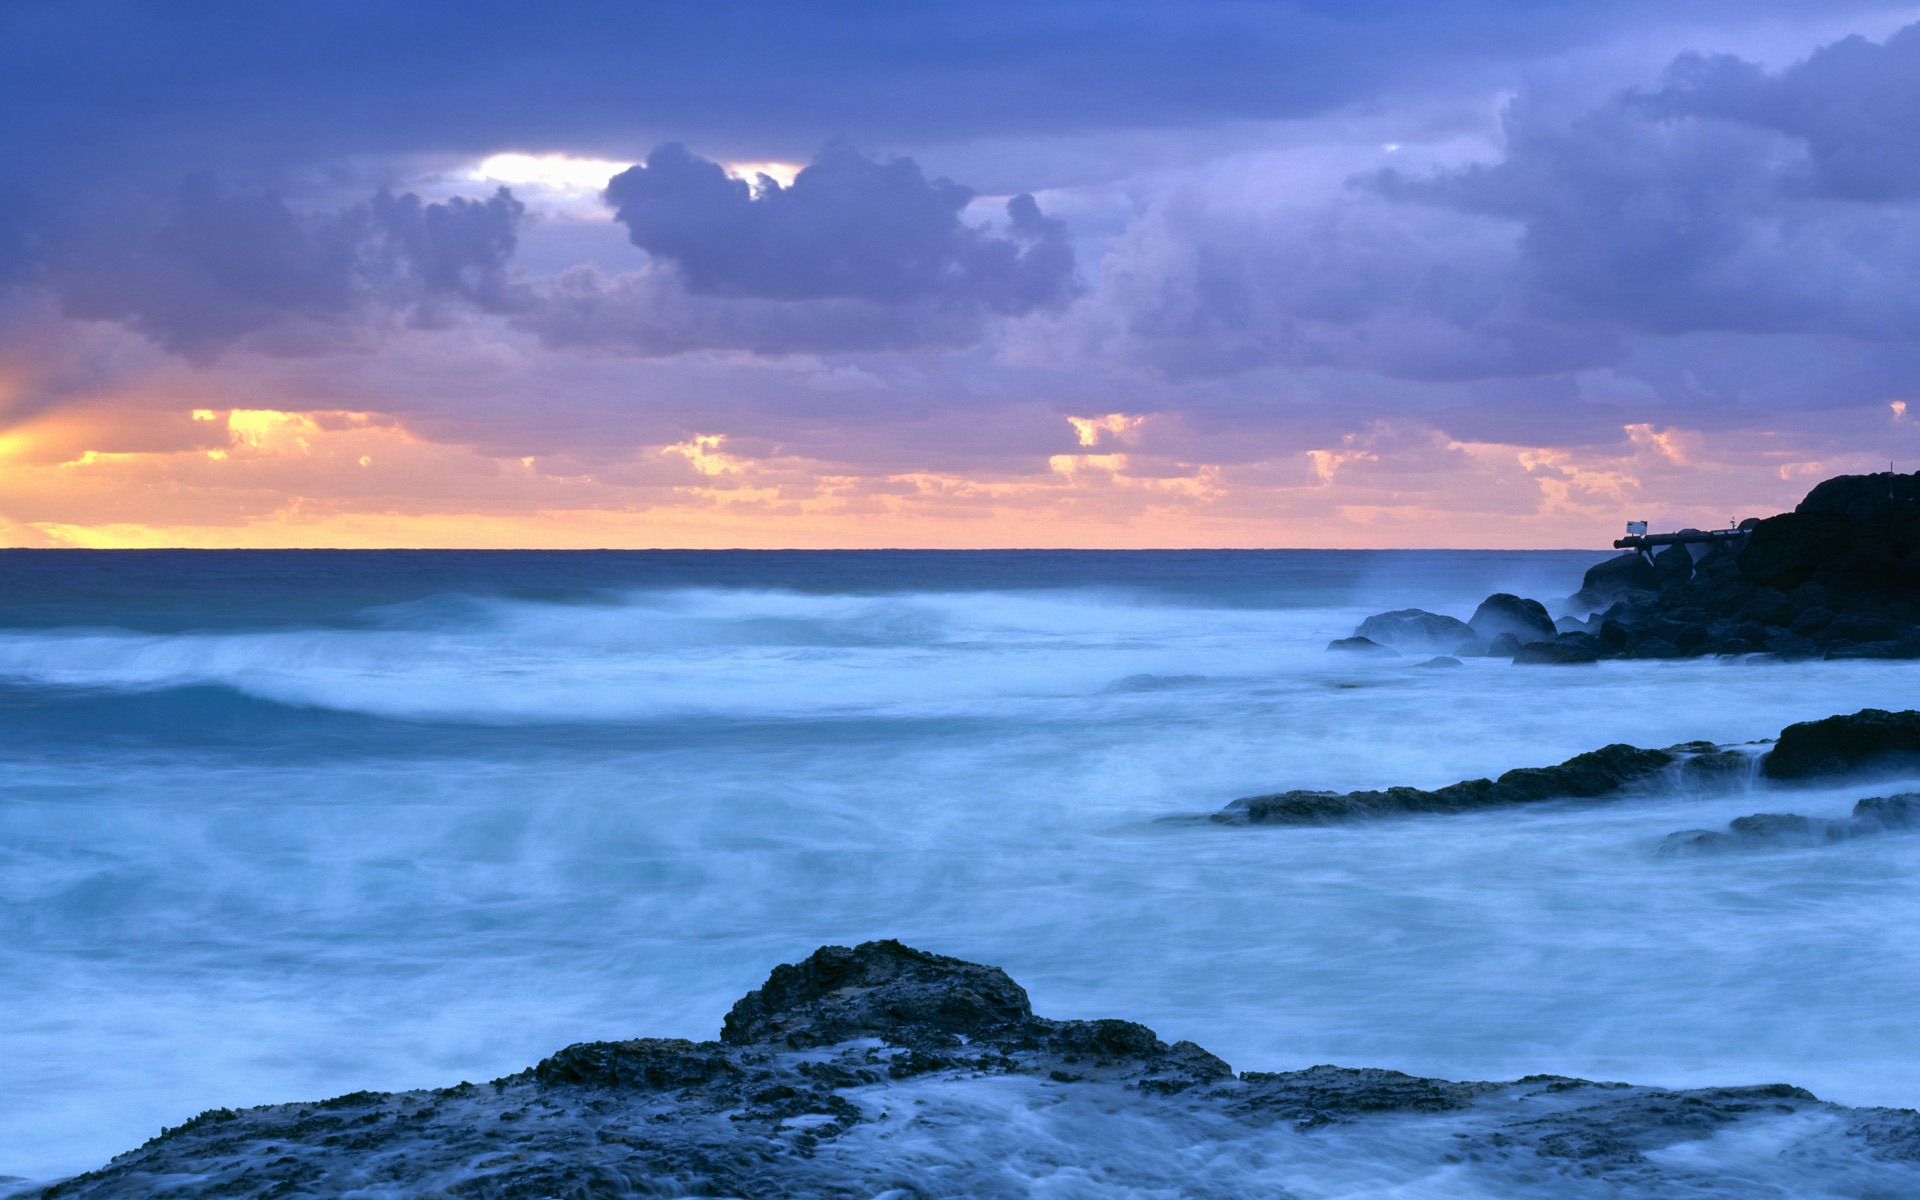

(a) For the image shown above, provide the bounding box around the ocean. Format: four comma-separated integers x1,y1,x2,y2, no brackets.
5,549,1919,1187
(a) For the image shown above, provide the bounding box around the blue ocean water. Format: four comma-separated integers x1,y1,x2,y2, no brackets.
5,549,1920,1186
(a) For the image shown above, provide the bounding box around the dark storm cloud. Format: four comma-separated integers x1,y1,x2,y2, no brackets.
7,0,1878,173
50,179,527,359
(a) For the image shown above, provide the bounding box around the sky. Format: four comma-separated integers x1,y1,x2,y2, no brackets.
5,0,1920,548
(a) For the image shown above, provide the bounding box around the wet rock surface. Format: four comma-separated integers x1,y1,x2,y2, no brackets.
32,941,1920,1199
1662,793,1920,855
1210,743,1748,825
1200,707,1920,826
1762,707,1920,780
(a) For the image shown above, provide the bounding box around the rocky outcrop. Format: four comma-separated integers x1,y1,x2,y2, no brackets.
1353,609,1474,655
1761,708,1920,780
1661,793,1920,855
1467,592,1557,648
1554,471,1920,660
33,941,1920,1199
1209,742,1750,825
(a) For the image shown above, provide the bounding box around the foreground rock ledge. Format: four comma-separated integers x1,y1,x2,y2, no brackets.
36,941,1920,1198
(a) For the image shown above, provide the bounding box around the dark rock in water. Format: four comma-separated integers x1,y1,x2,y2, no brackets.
1514,632,1610,665
36,940,1920,1199
1763,708,1920,780
1765,632,1820,660
1216,742,1697,824
1353,608,1473,654
1660,792,1920,855
1484,631,1524,658
1326,635,1398,656
1417,655,1462,668
1571,552,1658,613
1629,636,1682,659
1468,593,1556,647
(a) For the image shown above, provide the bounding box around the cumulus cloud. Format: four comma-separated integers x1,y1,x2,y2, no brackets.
1071,18,1920,396
522,143,1077,355
1395,54,1920,343
44,179,529,359
1647,23,1920,202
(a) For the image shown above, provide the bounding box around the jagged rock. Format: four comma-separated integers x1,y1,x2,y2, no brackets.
33,941,1920,1199
720,940,1033,1049
1661,793,1920,855
1352,609,1473,655
1469,593,1556,647
1763,708,1920,780
1326,635,1398,655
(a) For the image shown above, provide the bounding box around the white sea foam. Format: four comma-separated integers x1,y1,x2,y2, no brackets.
3,575,1920,1183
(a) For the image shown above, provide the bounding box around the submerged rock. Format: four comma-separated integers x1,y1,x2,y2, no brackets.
1762,708,1920,780
1661,793,1920,855
34,940,1920,1199
1326,635,1399,656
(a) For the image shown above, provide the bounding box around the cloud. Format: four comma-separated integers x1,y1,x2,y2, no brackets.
608,144,1074,310
522,143,1076,355
1386,24,1920,344
1648,23,1920,202
1062,17,1920,400
47,178,528,359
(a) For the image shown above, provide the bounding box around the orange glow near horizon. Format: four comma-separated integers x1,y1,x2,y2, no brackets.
0,406,1895,550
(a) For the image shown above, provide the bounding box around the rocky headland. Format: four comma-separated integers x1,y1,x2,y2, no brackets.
1336,469,1920,663
29,940,1920,1199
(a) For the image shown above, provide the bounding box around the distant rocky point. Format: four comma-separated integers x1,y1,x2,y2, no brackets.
32,940,1920,1198
1336,469,1920,662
